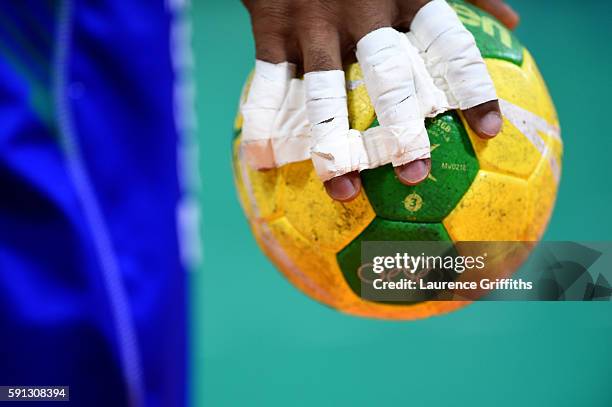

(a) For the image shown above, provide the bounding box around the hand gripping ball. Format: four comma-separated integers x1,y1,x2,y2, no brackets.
232,0,562,319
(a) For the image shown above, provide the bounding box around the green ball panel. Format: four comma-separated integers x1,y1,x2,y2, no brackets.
361,112,479,222
449,0,524,66
336,218,451,302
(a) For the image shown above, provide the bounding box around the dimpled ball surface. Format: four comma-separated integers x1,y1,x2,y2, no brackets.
232,0,562,319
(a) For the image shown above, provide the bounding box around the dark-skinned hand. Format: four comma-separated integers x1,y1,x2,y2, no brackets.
243,0,519,201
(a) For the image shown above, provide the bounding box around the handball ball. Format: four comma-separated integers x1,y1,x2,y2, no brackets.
232,0,562,320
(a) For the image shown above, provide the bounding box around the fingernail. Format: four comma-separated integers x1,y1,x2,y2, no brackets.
398,160,429,185
480,111,503,137
325,176,357,201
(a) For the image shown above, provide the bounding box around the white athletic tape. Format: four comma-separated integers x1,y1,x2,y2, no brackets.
304,69,433,181
240,60,296,169
356,27,422,127
353,27,451,173
407,0,497,110
240,0,498,182
304,70,366,180
269,79,311,166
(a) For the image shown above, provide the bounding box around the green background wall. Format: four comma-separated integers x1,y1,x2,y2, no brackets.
191,1,612,405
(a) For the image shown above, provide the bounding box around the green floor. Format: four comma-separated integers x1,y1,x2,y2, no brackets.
191,1,612,405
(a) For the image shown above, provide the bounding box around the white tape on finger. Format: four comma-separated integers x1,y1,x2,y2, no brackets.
240,60,296,169
270,79,310,166
244,65,437,182
407,0,497,110
356,28,420,127
304,70,367,181
355,27,444,168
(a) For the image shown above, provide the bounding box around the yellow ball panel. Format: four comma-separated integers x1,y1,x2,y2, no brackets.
443,170,529,241
259,216,354,309
234,137,283,222
234,111,243,134
520,50,559,127
487,51,558,127
465,114,544,180
463,56,548,179
278,160,376,252
524,149,560,241
345,64,376,131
